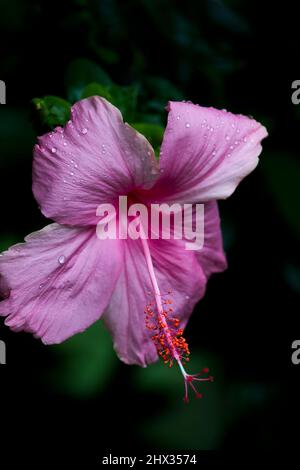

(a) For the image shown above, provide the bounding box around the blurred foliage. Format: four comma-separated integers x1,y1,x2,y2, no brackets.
135,353,224,449
65,58,111,102
262,153,300,239
31,96,71,132
48,321,117,397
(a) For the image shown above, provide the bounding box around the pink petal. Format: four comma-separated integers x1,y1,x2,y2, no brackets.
197,201,227,279
151,101,268,202
103,237,206,367
33,97,159,225
0,224,122,343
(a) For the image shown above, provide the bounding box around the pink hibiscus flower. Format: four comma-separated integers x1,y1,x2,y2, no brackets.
0,97,267,402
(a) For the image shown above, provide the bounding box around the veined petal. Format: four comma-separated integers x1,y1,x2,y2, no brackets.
33,97,159,225
151,101,267,202
103,237,206,367
0,224,122,343
197,201,227,279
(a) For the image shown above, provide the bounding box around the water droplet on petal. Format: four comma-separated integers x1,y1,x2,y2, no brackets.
58,255,66,265
225,135,230,141
243,137,248,142
185,122,191,128
176,115,180,120
63,142,67,146
81,128,88,135
51,147,57,153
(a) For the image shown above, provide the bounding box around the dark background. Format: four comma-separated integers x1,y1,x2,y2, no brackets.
0,0,300,461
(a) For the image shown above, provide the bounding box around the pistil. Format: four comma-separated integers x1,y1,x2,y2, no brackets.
140,227,213,402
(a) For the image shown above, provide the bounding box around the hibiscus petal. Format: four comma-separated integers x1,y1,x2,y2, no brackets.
197,201,227,279
103,237,206,366
33,97,159,225
152,101,268,202
0,224,122,343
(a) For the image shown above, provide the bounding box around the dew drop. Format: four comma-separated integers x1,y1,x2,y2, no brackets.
176,115,180,120
225,135,230,141
81,128,88,135
63,142,67,146
51,147,57,153
243,137,248,142
185,122,191,128
58,255,66,265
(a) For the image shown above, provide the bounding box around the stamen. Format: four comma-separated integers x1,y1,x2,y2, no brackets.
139,228,213,403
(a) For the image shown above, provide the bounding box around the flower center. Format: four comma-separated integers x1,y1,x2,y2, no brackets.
139,224,213,403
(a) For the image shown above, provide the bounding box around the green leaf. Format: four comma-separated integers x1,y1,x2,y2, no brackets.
81,82,139,122
81,82,112,101
108,84,139,122
65,58,111,102
0,234,20,252
31,96,71,130
262,153,300,238
144,76,184,103
47,321,117,397
130,122,164,156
